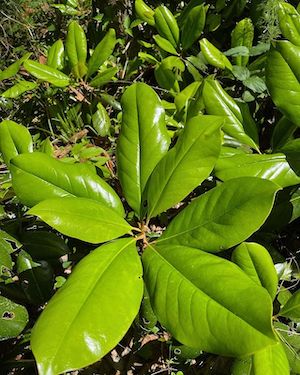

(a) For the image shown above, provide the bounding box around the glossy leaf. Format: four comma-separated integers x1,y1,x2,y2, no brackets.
154,56,185,93
252,342,289,375
17,251,54,305
280,289,300,320
28,197,131,244
200,39,232,71
0,52,31,81
158,177,279,252
92,102,111,136
90,66,118,87
232,242,278,300
0,120,33,166
66,21,87,78
231,18,254,66
154,5,179,48
278,2,300,47
10,152,124,215
266,41,300,126
47,39,64,70
87,29,116,77
31,238,143,374
202,78,259,150
1,80,37,98
0,296,28,340
135,0,155,25
181,4,207,50
153,34,177,55
24,60,70,87
271,116,297,151
143,244,276,356
145,115,223,218
214,152,300,188
117,83,170,216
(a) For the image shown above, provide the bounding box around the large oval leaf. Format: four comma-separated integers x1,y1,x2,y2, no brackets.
66,21,87,78
154,5,179,48
158,177,279,252
28,197,131,244
0,296,28,340
145,115,223,218
31,238,143,374
202,78,259,150
87,28,116,77
142,244,277,356
24,60,70,87
117,83,170,216
232,242,278,300
0,120,33,166
266,41,300,126
10,152,124,215
215,152,300,188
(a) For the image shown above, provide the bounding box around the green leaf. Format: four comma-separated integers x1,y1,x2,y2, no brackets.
202,78,259,150
232,242,278,300
266,41,300,126
153,34,178,55
180,4,207,50
0,52,31,81
0,229,22,254
252,342,289,375
47,39,64,70
87,29,116,77
92,102,111,136
278,2,300,47
154,56,185,93
271,116,297,151
0,120,33,166
243,76,267,93
135,0,155,26
142,244,277,356
231,18,254,66
280,289,300,320
28,197,131,244
17,251,54,305
10,152,124,215
275,322,300,373
145,115,223,218
158,177,279,252
1,80,37,98
231,356,252,375
154,5,179,48
20,231,69,260
90,66,118,87
31,238,143,374
200,39,233,71
0,296,28,340
24,60,70,87
117,83,170,216
214,152,300,188
66,21,87,78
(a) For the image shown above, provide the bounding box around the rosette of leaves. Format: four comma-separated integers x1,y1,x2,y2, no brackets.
0,83,291,375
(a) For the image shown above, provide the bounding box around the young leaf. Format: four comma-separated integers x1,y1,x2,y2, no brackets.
47,39,64,70
89,66,118,87
0,120,33,166
200,39,233,71
232,242,278,300
266,41,300,126
142,244,277,356
153,34,178,55
0,296,28,340
145,115,223,218
231,18,254,66
158,177,279,252
24,60,70,87
202,78,259,150
28,197,131,244
0,52,31,81
135,0,155,26
66,21,87,78
180,4,207,50
92,102,111,136
87,29,116,77
117,83,170,217
215,152,300,188
10,152,124,215
154,5,179,48
31,238,143,374
279,289,300,320
1,80,37,98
